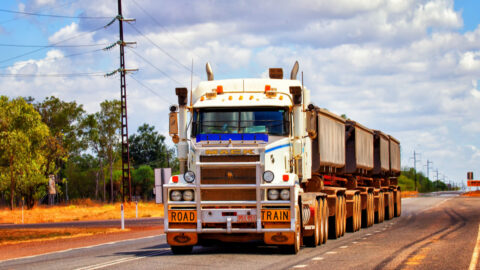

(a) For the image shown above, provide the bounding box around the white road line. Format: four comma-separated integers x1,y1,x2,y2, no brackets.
75,250,169,270
0,234,166,263
339,246,348,249
325,251,337,255
469,224,480,270
352,241,358,244
311,257,324,261
420,198,452,213
366,233,372,236
374,231,380,233
292,265,307,268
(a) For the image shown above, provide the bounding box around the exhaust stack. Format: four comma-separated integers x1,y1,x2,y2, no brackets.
290,61,299,80
206,62,214,81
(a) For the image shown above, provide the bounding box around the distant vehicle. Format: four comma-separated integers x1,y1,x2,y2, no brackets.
163,62,401,254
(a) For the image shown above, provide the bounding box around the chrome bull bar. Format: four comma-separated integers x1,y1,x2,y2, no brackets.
163,161,296,234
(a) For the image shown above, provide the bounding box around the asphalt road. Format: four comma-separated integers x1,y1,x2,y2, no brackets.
0,218,163,229
1,192,479,270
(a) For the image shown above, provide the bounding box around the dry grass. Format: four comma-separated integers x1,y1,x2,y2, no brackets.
401,191,419,198
0,228,128,245
0,199,164,224
462,190,480,197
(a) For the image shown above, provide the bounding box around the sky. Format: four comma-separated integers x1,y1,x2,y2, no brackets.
0,0,479,188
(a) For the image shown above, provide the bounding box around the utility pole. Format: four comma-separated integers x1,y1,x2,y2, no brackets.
426,160,433,182
410,150,421,192
117,0,136,203
434,169,439,192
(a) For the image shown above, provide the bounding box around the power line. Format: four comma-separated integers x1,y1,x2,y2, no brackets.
0,23,110,65
0,8,112,19
127,23,200,77
0,48,106,70
0,0,79,25
130,0,220,76
0,72,106,77
127,47,185,86
129,74,175,105
0,43,109,48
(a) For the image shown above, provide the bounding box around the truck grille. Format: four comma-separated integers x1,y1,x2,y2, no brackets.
201,189,256,201
200,155,258,201
201,167,256,185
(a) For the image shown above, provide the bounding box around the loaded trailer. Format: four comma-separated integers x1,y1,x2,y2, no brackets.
163,62,401,254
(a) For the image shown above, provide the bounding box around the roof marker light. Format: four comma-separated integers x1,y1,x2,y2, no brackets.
265,85,271,92
200,96,205,101
228,96,232,100
282,174,289,181
172,175,179,183
279,95,283,100
216,85,223,94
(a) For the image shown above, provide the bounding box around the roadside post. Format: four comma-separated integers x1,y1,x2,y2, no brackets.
121,203,125,230
21,197,24,224
136,200,138,219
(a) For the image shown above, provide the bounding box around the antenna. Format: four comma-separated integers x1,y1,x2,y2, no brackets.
190,58,193,107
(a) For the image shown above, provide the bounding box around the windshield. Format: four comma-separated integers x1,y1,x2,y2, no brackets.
192,108,290,136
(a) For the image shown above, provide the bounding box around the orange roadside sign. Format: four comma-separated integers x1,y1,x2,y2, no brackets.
467,180,480,187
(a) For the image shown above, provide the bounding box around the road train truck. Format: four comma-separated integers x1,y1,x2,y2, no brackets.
164,62,401,254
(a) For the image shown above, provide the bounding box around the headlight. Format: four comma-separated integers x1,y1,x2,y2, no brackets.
280,189,290,200
268,189,279,200
184,171,195,183
183,190,194,201
263,171,274,183
170,190,182,201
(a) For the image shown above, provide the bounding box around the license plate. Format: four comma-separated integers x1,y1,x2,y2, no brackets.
169,210,197,223
261,209,290,222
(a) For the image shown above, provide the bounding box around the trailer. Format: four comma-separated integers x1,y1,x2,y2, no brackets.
163,62,401,254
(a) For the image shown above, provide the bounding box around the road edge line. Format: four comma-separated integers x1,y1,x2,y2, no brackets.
469,224,480,270
0,234,165,264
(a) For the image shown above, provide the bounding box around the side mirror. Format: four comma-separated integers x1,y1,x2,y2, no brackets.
169,109,179,143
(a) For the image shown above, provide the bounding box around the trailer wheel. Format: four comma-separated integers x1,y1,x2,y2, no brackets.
355,194,361,231
387,192,394,220
328,196,341,239
395,190,402,217
376,192,385,223
371,192,375,226
304,200,320,247
342,195,347,235
171,245,193,255
322,198,328,244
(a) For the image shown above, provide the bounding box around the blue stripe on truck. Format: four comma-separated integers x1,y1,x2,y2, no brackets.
265,143,290,153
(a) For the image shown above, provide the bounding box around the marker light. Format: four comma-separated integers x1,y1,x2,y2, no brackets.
265,85,271,92
283,174,289,181
216,85,223,94
228,96,233,100
172,175,179,183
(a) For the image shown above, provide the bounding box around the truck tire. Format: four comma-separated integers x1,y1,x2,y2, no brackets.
342,195,347,235
355,194,361,231
387,192,394,220
322,198,328,244
329,196,341,239
395,190,402,217
171,245,193,254
304,200,320,247
286,206,301,254
376,192,385,223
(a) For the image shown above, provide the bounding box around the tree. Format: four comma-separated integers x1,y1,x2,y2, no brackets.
129,123,174,169
0,96,51,209
97,100,121,203
34,96,85,177
80,114,104,200
132,165,154,200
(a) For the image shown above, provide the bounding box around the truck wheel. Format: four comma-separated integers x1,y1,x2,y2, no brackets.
395,190,402,217
322,198,328,244
389,192,395,219
385,192,393,220
379,192,385,223
304,200,320,247
171,245,193,254
342,195,347,235
355,194,361,231
366,192,374,227
286,206,301,254
329,196,341,239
